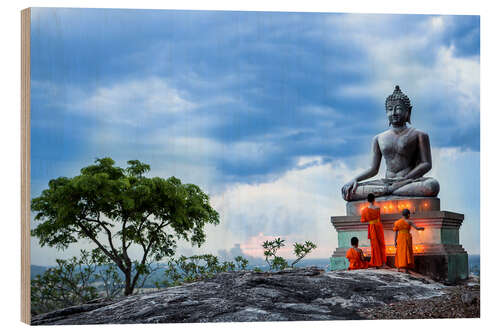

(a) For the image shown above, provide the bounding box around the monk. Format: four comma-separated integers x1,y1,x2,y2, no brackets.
394,209,424,273
360,193,386,268
346,237,369,270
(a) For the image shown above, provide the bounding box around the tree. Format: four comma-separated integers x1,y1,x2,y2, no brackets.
31,158,220,296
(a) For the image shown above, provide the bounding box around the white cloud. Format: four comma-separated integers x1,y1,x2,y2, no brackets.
297,156,323,168
326,15,479,128
30,146,480,266
430,16,445,31
429,147,480,254
75,77,196,125
199,159,362,259
197,146,480,260
29,13,480,266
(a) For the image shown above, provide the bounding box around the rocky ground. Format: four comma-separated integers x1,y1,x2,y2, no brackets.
358,276,480,319
31,267,479,325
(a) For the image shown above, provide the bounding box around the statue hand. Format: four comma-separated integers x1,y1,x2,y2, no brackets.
387,178,413,193
342,180,358,200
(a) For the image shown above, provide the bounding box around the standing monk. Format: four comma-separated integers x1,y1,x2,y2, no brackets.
394,209,424,273
360,193,386,268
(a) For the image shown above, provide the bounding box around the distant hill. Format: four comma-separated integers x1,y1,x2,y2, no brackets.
29,254,480,285
469,254,480,276
31,265,49,279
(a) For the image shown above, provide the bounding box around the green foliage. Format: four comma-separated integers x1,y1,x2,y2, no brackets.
291,241,318,267
262,237,288,270
262,238,317,271
234,255,249,270
31,158,220,295
30,250,113,315
159,254,248,287
94,263,123,299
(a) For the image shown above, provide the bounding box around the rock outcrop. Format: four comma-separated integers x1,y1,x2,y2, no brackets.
32,267,446,325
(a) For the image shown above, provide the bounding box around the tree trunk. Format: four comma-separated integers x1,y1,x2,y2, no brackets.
124,269,133,296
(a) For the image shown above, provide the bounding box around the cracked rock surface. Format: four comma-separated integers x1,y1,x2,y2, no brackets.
32,267,446,325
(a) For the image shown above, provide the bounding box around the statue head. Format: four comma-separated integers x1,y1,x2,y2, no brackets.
385,85,412,126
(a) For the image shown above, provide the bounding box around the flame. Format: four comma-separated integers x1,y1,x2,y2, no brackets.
386,246,396,254
413,244,425,253
357,199,431,215
358,200,430,214
384,244,426,255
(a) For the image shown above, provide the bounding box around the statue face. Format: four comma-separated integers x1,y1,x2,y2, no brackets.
386,100,409,126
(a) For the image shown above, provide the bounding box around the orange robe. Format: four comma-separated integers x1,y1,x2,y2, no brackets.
361,207,386,267
346,248,369,270
393,218,415,269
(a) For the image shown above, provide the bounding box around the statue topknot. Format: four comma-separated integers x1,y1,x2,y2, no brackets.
385,85,412,123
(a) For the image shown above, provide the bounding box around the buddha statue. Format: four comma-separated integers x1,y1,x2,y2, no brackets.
341,85,440,201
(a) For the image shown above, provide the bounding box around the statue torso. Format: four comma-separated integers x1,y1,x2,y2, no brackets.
377,127,422,179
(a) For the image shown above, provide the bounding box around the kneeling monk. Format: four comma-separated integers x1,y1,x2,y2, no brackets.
394,209,425,273
360,193,386,268
346,237,369,270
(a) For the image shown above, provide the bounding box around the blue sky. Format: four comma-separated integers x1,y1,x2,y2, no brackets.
29,8,480,264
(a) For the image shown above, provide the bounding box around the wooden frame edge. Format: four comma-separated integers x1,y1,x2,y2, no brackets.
21,7,31,325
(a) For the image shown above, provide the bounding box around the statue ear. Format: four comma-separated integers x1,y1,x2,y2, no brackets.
407,106,412,124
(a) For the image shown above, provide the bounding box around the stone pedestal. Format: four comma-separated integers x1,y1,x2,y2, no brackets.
330,197,468,283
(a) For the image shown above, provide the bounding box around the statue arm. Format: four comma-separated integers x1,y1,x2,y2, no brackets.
405,132,432,179
353,136,382,182
342,136,382,200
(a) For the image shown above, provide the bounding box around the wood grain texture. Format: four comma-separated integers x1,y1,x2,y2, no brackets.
21,7,31,325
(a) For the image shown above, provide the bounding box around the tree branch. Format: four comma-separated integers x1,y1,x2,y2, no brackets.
121,218,132,268
83,216,120,261
75,221,125,272
130,220,169,290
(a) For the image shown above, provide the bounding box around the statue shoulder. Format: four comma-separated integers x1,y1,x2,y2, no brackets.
374,130,391,141
412,128,431,146
411,128,430,139
379,129,393,136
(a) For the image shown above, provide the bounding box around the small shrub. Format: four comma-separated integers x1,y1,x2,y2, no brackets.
291,241,317,267
160,254,249,287
262,237,288,270
262,238,317,271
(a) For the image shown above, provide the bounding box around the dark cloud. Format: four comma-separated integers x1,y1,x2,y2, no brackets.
31,9,479,187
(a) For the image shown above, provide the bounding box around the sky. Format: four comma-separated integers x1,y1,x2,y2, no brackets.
29,8,480,265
